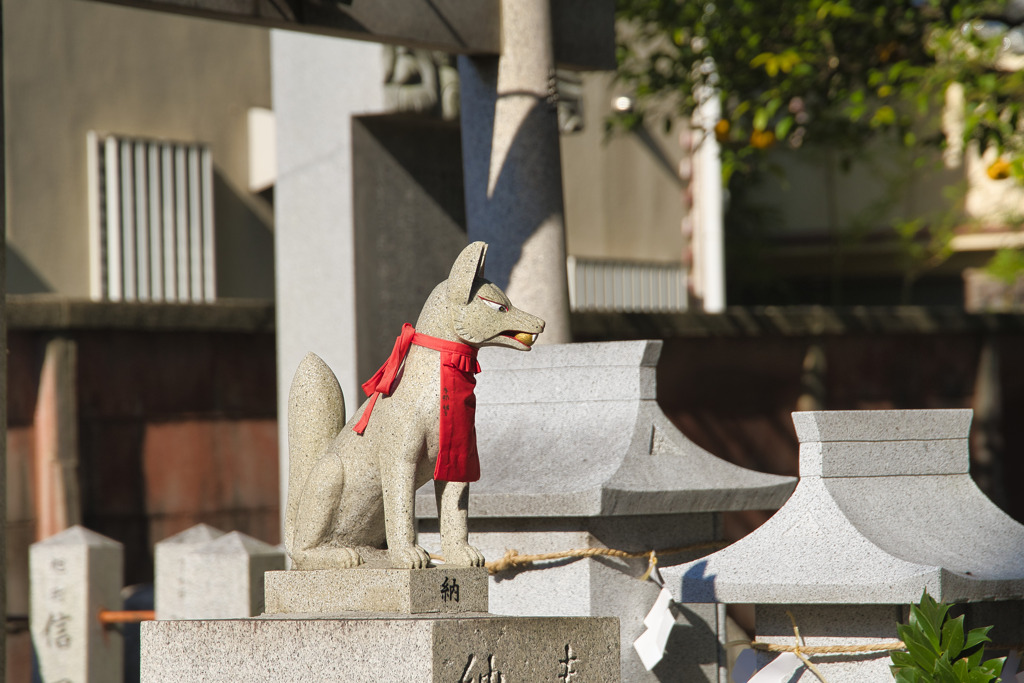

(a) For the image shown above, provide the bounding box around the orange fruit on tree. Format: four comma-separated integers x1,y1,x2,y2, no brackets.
714,119,730,142
987,158,1011,180
750,129,776,149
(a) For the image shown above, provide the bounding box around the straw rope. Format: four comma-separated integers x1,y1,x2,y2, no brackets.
750,640,906,655
750,640,1024,655
428,540,726,575
750,611,1023,683
481,540,727,575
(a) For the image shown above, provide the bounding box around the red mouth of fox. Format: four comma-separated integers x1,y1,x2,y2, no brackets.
501,331,538,347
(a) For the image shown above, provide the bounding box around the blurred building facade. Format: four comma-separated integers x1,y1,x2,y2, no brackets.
6,1,1024,680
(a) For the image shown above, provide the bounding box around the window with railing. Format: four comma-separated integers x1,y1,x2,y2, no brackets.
87,132,215,302
567,256,688,312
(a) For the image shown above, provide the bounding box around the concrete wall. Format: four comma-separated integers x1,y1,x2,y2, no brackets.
561,73,687,264
4,0,273,298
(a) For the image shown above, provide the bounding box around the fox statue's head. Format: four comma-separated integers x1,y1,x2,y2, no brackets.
419,241,545,350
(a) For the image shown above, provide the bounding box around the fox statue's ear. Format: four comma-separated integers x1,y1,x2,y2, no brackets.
448,241,488,305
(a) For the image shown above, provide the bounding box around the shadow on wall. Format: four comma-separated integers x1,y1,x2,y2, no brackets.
469,98,561,291
214,168,275,299
653,603,719,682
7,245,53,294
352,114,469,381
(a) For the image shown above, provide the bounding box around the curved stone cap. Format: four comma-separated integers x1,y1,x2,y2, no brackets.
662,409,1024,605
416,340,795,518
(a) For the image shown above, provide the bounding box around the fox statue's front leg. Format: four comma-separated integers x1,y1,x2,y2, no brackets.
380,429,434,569
435,480,485,566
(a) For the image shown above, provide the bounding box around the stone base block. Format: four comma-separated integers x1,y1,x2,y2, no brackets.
142,614,620,682
264,567,488,614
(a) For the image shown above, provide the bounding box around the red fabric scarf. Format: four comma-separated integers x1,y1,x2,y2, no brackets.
353,323,481,482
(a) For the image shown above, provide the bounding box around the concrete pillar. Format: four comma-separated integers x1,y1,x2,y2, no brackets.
154,523,226,620
458,0,571,343
690,90,725,313
271,31,386,529
30,526,124,683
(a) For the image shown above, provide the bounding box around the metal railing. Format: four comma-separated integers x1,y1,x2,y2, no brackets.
567,256,688,312
87,132,216,303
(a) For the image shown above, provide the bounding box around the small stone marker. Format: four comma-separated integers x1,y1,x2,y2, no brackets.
154,523,225,619
179,531,285,618
30,525,124,683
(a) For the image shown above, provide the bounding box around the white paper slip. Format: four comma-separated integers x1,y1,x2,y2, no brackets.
634,626,667,670
747,652,802,683
731,648,757,683
643,587,674,631
633,587,677,670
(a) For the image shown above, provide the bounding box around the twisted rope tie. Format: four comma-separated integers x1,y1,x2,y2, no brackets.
750,641,905,654
482,540,727,576
748,612,1023,683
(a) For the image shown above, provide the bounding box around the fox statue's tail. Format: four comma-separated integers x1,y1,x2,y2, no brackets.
284,352,346,558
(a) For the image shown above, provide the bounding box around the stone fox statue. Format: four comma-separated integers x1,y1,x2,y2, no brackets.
286,242,545,570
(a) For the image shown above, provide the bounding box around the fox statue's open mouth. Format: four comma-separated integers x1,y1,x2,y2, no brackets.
502,331,538,347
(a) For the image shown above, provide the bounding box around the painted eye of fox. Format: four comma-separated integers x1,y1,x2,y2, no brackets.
478,296,508,313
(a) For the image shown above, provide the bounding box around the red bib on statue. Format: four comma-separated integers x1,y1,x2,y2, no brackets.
353,323,481,482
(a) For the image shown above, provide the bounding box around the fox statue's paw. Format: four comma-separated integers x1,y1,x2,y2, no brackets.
442,542,485,568
388,544,433,569
290,545,364,570
332,546,365,568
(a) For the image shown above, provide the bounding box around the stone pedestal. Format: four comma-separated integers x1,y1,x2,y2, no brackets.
419,514,724,681
144,565,622,681
142,614,619,682
265,567,489,614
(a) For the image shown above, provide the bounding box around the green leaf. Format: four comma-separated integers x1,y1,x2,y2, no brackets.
890,650,917,669
753,108,769,132
932,656,960,683
915,591,951,649
963,625,993,651
872,105,897,127
941,615,965,660
775,116,794,141
893,667,927,683
898,624,940,671
909,608,941,654
966,669,993,683
978,657,1005,676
